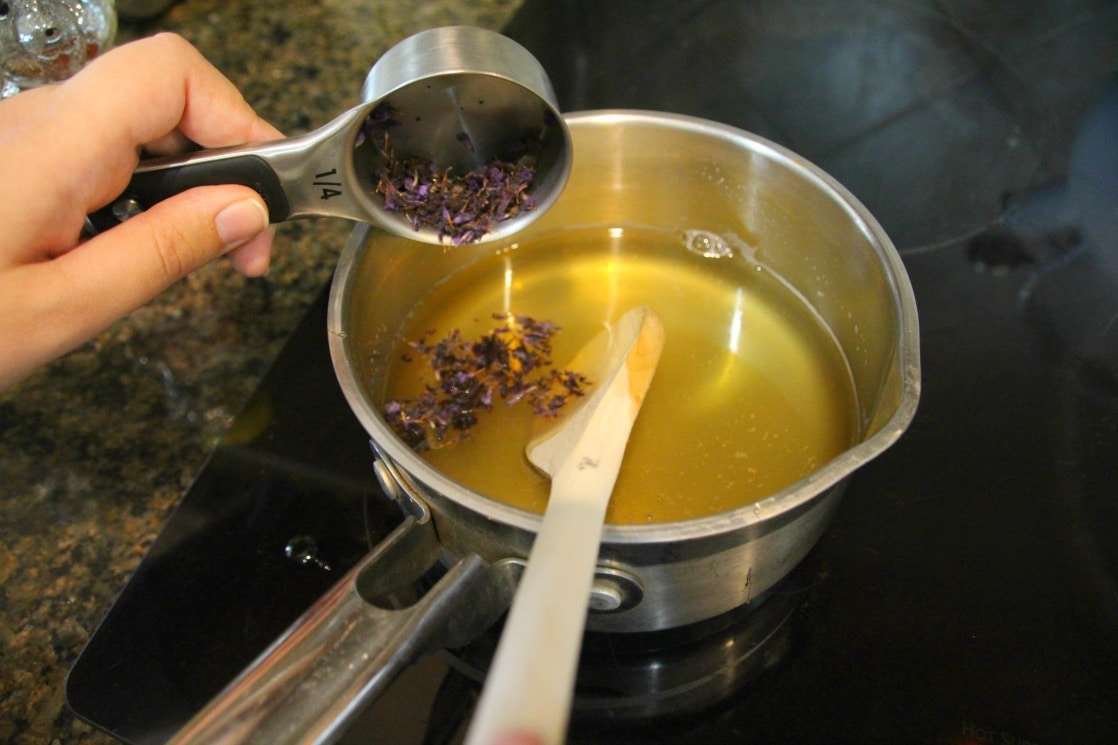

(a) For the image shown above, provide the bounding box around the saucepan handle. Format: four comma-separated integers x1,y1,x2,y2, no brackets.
167,515,516,745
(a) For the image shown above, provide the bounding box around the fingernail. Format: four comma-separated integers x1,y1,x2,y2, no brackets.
216,198,269,250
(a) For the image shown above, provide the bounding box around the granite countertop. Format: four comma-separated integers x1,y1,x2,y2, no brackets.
0,1,522,742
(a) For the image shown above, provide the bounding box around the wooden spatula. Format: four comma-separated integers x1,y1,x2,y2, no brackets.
464,305,666,745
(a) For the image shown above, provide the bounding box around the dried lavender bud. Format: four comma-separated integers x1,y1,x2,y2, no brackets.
360,104,541,245
384,314,591,451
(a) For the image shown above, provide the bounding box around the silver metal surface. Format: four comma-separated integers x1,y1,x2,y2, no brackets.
128,102,377,221
329,110,921,632
167,511,518,745
355,25,572,242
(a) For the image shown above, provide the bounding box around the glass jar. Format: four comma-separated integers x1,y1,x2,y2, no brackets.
0,0,116,97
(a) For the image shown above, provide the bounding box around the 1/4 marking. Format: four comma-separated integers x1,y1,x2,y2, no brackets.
314,168,343,200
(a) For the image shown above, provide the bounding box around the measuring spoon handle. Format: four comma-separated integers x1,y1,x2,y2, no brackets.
85,150,292,233
84,103,373,235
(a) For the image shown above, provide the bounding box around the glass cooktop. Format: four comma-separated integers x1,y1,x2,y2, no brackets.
68,1,1118,743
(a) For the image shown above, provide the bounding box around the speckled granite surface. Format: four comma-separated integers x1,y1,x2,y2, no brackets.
0,1,522,742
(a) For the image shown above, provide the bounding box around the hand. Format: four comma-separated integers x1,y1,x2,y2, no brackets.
0,33,284,390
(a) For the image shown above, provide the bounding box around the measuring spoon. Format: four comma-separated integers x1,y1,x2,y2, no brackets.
85,26,572,244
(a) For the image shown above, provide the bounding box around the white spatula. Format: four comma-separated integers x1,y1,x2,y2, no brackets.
464,305,666,745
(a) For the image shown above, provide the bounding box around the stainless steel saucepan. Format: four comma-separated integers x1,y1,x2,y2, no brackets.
169,111,921,745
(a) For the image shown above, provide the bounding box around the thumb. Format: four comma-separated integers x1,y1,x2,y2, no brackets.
26,186,270,369
67,184,271,317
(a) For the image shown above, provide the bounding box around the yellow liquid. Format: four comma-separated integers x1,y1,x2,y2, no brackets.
382,227,857,524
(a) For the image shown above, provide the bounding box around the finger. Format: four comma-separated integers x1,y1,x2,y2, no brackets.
141,129,198,157
68,32,283,159
47,185,267,348
227,228,275,277
0,184,272,388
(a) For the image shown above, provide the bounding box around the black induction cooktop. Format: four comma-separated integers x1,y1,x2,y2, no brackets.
68,1,1118,743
